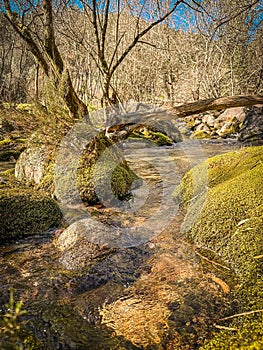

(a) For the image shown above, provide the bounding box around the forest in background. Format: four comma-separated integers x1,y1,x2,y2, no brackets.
0,0,262,115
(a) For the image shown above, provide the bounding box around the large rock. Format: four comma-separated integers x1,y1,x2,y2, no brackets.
145,120,182,143
55,219,114,270
15,145,49,184
15,133,140,205
174,145,263,349
55,134,140,205
238,106,263,142
0,188,62,242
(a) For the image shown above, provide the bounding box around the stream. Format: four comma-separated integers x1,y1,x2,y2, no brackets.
0,139,242,349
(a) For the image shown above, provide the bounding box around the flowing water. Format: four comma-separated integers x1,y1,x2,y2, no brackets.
0,139,241,349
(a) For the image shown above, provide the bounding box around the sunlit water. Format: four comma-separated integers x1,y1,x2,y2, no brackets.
0,139,241,349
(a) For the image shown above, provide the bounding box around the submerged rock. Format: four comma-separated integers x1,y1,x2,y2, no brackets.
0,188,62,242
55,219,114,270
174,145,263,349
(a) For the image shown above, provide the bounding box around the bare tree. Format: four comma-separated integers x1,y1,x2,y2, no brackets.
2,0,89,119
60,0,202,106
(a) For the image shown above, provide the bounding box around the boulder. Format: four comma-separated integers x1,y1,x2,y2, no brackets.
64,133,139,204
174,145,263,349
202,114,216,127
15,145,49,184
0,188,62,242
55,219,114,270
195,123,211,133
238,106,263,142
216,107,246,123
15,133,140,205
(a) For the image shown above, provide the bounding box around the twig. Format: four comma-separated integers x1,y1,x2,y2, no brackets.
220,309,263,321
254,255,263,259
213,324,238,331
193,246,231,270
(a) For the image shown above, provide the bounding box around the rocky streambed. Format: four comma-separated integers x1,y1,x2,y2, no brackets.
0,102,262,349
2,139,261,349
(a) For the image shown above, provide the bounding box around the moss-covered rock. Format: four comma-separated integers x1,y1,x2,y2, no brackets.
174,145,263,349
131,129,174,146
77,134,139,204
0,188,62,242
191,130,211,139
18,133,139,206
53,133,139,205
0,168,22,189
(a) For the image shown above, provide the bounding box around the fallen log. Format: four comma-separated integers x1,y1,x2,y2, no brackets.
171,95,263,118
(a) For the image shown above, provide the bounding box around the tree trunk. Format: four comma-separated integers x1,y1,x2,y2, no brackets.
171,95,263,118
3,0,89,122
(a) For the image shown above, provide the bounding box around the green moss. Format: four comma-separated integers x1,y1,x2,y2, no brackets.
219,125,239,137
0,188,62,242
175,146,263,210
131,130,173,146
15,103,34,112
202,315,263,350
37,162,55,194
175,145,263,349
192,130,211,139
0,168,24,190
77,133,139,204
0,139,11,147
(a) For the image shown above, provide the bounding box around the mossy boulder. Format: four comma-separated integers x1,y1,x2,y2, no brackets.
131,129,174,146
17,133,140,206
0,188,62,242
55,133,140,205
174,145,263,349
191,130,211,139
129,120,182,146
